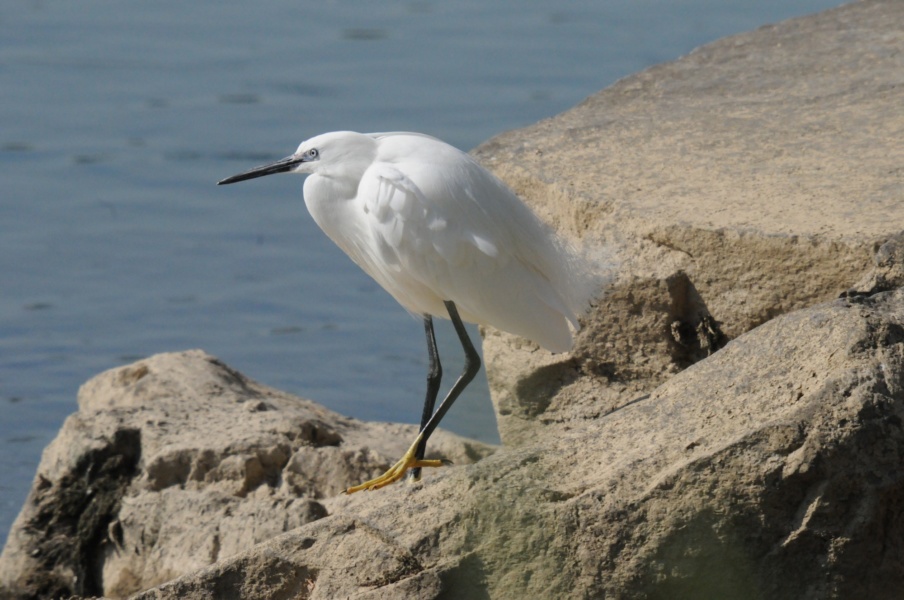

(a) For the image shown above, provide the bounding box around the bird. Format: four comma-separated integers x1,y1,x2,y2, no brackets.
218,131,593,493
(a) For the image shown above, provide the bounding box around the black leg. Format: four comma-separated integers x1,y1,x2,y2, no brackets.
344,301,481,494
417,301,481,448
409,315,443,481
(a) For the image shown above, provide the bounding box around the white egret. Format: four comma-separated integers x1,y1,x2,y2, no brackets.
219,131,593,493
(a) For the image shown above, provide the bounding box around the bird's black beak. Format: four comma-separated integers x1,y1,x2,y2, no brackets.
217,154,304,185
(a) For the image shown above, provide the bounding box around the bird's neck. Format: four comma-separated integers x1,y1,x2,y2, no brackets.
303,174,364,253
304,172,357,205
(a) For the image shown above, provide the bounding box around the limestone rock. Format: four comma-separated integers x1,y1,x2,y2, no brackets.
134,288,904,599
474,0,904,444
848,232,904,297
0,350,494,599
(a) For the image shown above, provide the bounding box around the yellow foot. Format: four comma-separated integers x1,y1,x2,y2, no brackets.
344,433,450,494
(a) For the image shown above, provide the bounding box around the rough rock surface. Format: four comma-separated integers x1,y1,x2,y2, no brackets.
129,288,904,599
2,1,904,599
0,351,494,599
474,0,904,445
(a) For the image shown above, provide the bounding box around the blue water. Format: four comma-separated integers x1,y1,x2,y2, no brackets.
0,0,843,546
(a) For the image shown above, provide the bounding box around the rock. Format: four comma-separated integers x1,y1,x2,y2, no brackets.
473,0,904,444
484,271,727,446
0,350,494,599
848,232,904,297
136,288,904,599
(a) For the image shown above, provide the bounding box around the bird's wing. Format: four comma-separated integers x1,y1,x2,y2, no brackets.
355,161,509,315
361,162,505,268
357,142,582,351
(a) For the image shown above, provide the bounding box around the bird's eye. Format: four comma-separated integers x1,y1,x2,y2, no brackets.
306,148,319,159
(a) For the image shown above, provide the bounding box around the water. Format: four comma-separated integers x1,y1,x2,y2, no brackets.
0,0,844,546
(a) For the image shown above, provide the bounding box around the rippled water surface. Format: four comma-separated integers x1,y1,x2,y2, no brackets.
0,0,844,543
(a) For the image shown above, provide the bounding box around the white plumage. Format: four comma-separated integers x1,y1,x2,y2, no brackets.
295,131,584,352
219,130,594,492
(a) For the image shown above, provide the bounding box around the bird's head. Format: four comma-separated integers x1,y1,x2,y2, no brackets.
217,131,376,185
